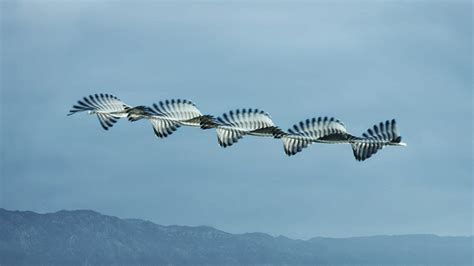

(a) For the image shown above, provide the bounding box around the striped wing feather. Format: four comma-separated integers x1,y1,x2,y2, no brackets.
149,99,203,123
283,116,348,156
149,118,181,138
215,108,282,147
351,119,402,161
351,142,384,161
288,116,348,139
216,109,276,131
68,93,129,115
216,128,246,147
68,93,129,130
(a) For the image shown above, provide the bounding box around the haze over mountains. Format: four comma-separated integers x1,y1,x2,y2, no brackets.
0,208,471,265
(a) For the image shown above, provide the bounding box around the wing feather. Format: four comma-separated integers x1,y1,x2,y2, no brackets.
150,118,181,138
282,116,349,156
68,93,129,130
214,108,282,147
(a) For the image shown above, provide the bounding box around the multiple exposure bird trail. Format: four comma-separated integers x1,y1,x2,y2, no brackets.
68,93,407,161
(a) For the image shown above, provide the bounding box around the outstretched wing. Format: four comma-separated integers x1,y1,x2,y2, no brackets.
216,108,276,131
68,93,129,116
351,119,404,161
351,142,384,161
149,118,182,138
287,116,348,140
146,99,217,129
360,119,401,144
128,99,214,139
282,116,349,156
215,108,282,147
216,128,246,147
68,93,130,130
281,137,312,156
148,99,203,124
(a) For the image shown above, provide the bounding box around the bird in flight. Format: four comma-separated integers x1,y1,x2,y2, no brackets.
67,93,130,130
212,108,285,147
68,93,406,161
281,117,407,161
125,99,215,138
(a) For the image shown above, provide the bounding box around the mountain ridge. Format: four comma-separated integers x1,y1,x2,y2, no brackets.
1,208,472,265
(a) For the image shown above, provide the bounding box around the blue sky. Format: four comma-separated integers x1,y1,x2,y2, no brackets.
1,1,472,239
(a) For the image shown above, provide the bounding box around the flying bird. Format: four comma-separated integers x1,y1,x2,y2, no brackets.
350,119,407,161
68,93,130,130
282,117,406,161
213,108,285,147
125,99,215,138
68,93,406,161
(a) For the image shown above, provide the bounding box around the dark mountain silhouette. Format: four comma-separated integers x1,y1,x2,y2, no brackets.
0,208,471,265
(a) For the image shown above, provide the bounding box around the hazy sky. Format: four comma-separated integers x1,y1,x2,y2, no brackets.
1,1,472,239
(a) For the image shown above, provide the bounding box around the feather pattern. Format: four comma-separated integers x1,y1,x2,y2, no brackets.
282,116,349,156
149,99,203,124
69,93,406,161
350,119,403,161
149,118,182,138
214,108,283,147
216,108,276,131
125,99,215,139
68,93,130,130
287,116,348,140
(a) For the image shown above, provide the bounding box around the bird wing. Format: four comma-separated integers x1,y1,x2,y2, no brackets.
149,99,204,124
351,142,384,161
351,119,403,161
68,93,129,116
282,116,348,156
216,127,246,147
360,119,401,143
68,93,130,130
216,108,279,132
149,118,182,138
214,108,282,147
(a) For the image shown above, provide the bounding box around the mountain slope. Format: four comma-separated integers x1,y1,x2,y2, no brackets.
0,208,471,265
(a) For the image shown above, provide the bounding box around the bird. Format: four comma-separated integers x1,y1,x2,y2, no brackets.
212,108,285,147
67,93,130,130
281,117,406,161
350,119,407,161
68,93,406,161
124,99,215,138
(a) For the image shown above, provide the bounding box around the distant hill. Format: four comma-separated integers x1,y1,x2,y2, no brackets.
0,208,471,265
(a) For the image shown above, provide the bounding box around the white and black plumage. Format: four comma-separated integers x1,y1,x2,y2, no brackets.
281,116,350,156
282,117,406,161
68,93,406,161
68,93,130,130
213,108,285,147
350,119,407,161
125,99,215,138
